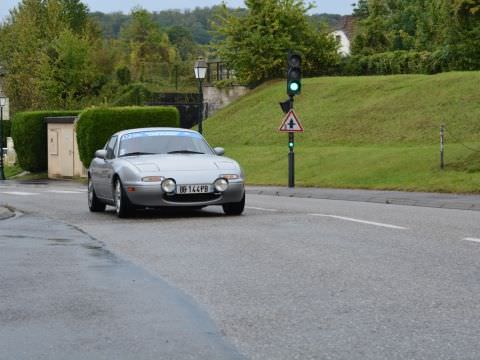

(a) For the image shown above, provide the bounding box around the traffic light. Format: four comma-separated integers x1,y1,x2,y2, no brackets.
288,141,294,149
287,52,301,96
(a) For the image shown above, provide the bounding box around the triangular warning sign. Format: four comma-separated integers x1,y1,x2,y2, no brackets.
278,110,304,133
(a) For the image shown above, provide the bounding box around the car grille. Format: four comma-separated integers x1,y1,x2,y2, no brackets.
164,193,222,203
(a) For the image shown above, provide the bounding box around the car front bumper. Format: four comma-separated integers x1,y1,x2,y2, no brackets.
123,181,245,207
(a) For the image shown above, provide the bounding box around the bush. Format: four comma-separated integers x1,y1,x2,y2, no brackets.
11,111,80,172
342,50,452,76
76,106,179,167
1,120,12,145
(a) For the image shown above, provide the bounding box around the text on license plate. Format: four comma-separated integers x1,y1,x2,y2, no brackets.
177,185,211,194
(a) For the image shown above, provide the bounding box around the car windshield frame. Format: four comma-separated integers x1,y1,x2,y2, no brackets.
117,130,215,157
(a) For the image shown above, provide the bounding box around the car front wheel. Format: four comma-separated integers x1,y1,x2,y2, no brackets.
88,177,106,212
114,178,133,218
222,194,245,216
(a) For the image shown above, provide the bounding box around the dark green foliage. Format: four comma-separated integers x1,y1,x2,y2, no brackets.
116,66,132,85
91,7,223,44
76,106,179,167
1,120,12,145
350,0,480,72
11,111,80,172
89,11,130,38
112,84,153,106
309,14,343,29
167,26,197,61
342,50,451,75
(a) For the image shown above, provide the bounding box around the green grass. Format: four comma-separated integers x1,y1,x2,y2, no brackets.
222,144,480,193
4,164,47,180
4,164,23,178
202,72,480,193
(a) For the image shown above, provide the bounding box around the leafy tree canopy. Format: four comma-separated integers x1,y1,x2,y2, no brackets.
212,0,339,84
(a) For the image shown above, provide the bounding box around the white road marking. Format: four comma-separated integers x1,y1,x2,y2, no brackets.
46,190,84,194
246,206,279,212
309,214,407,230
463,237,480,243
0,191,39,196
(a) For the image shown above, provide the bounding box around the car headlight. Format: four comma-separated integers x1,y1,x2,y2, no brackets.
161,178,176,193
214,178,229,192
142,176,165,182
221,174,240,180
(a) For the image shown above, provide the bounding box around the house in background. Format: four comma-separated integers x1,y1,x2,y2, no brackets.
331,15,357,57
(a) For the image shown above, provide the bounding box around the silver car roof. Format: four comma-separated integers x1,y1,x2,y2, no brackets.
112,127,200,138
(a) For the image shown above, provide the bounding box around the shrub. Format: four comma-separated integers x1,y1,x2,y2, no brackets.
11,111,80,172
1,120,12,145
342,50,453,76
76,106,179,167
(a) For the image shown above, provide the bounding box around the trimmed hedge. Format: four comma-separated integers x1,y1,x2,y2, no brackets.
1,120,11,145
342,50,451,76
76,106,179,167
11,111,80,172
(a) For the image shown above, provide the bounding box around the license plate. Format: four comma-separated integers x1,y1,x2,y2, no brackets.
177,184,211,194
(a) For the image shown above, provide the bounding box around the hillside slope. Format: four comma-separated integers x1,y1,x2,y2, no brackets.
202,73,480,192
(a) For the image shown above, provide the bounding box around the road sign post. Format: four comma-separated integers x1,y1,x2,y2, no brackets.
279,99,304,188
288,97,294,188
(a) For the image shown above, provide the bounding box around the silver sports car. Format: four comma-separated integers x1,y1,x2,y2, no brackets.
87,128,245,218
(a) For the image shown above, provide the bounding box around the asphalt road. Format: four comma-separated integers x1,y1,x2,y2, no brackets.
1,181,480,360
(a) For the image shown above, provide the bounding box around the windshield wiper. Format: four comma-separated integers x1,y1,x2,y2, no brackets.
167,150,205,154
120,152,155,157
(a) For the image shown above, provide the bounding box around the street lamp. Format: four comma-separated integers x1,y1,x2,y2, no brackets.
0,94,6,180
194,59,207,134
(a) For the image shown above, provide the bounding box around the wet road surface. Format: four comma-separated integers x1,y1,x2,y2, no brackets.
0,212,244,360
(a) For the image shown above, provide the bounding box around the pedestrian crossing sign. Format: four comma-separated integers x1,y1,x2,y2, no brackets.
278,110,304,133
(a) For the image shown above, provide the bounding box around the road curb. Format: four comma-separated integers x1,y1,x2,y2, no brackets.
0,206,14,220
246,186,480,212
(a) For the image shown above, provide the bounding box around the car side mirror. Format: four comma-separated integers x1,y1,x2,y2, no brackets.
214,147,225,156
95,149,107,159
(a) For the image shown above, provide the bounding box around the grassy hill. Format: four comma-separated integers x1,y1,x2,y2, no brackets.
202,72,480,193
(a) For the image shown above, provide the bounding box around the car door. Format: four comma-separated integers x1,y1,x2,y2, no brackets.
96,136,117,199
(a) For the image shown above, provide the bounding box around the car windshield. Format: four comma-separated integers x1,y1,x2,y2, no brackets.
118,130,214,157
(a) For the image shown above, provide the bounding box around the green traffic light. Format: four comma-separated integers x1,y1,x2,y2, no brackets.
289,142,294,148
289,82,299,92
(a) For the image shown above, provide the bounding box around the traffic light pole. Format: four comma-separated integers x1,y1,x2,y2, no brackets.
288,95,294,188
0,106,4,180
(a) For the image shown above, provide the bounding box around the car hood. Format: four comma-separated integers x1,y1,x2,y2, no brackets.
124,154,239,172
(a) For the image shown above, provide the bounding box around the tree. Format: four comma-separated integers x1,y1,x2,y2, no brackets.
353,0,370,18
37,29,98,108
167,26,197,61
212,0,338,84
120,8,177,83
0,0,99,111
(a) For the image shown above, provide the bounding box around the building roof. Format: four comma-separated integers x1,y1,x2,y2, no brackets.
334,15,357,41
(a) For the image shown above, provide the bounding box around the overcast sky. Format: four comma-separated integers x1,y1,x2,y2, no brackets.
0,0,354,22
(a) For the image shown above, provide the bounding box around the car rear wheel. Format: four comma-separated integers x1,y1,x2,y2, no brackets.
114,178,133,218
222,194,245,216
88,177,106,212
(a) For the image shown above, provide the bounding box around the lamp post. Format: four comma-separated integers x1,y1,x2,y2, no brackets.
194,59,207,134
0,95,6,180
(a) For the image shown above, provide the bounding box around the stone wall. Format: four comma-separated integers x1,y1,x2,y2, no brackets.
203,85,249,117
